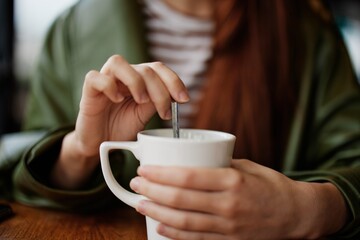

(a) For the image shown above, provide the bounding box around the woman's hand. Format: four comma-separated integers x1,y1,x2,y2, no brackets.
130,160,349,240
52,55,189,189
77,55,189,157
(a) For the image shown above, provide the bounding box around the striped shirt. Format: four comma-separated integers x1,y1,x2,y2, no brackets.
142,0,215,127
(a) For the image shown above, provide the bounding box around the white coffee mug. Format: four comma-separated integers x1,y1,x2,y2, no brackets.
100,128,236,240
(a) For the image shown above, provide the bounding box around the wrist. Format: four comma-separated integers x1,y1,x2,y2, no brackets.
51,131,100,189
61,131,100,168
293,181,349,239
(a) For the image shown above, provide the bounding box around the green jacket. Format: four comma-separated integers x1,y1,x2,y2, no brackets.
0,0,359,238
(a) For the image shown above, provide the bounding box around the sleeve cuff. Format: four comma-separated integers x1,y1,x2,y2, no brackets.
286,168,360,239
12,126,120,212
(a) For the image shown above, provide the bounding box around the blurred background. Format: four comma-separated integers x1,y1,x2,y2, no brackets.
0,0,359,137
328,0,360,80
0,0,78,136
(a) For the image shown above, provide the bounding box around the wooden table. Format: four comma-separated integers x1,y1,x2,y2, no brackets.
0,201,147,240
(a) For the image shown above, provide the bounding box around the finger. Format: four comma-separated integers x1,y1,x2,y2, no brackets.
136,200,231,234
157,224,227,240
137,165,241,191
133,65,172,120
232,159,279,177
147,62,190,103
83,70,124,103
130,177,222,214
101,55,150,104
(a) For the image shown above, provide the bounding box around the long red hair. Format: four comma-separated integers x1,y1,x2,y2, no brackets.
194,0,307,169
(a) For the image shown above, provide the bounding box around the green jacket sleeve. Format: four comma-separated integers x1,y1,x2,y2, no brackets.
10,0,152,211
284,16,360,238
12,127,119,211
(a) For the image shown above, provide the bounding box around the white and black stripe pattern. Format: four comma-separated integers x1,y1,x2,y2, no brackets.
142,0,215,127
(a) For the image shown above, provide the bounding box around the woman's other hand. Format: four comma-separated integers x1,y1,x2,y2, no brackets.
77,55,189,157
130,160,348,240
52,55,189,189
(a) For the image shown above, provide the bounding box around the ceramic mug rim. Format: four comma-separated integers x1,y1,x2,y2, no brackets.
138,128,236,143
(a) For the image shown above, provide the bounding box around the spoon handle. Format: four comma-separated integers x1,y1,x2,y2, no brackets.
171,102,179,138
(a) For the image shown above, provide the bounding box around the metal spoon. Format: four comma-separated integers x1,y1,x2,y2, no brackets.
171,102,179,138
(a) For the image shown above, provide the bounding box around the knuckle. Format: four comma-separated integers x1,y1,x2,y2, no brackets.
176,215,191,229
167,190,182,206
85,70,98,80
226,170,244,190
150,61,166,69
108,54,126,65
180,170,197,186
101,55,127,74
138,65,155,76
84,70,109,91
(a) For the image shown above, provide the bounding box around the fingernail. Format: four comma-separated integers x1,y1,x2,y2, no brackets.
130,177,140,192
137,200,147,214
178,91,190,102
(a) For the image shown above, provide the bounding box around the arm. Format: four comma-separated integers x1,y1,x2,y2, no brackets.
12,3,189,210
284,13,360,238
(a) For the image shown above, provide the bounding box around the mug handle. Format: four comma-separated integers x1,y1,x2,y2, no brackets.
100,141,145,208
